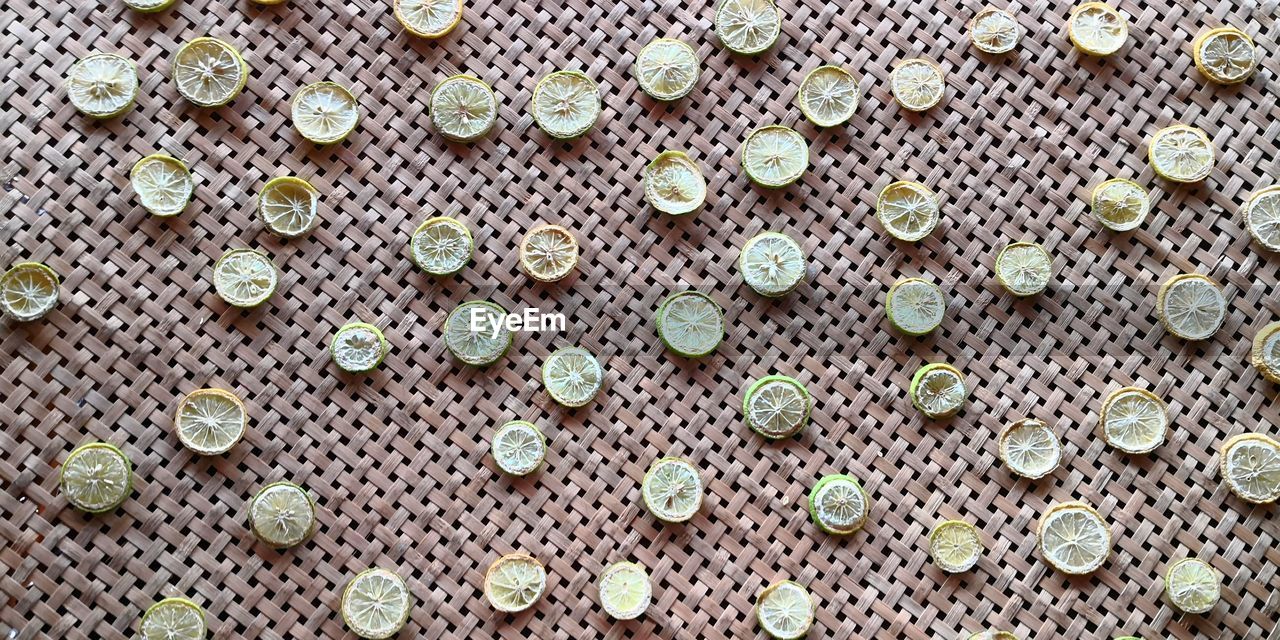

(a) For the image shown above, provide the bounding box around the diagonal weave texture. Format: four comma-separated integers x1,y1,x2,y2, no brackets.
2,0,1280,637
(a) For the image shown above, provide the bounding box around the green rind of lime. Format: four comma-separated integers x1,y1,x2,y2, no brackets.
807,473,868,535
330,322,389,373
654,290,724,358
909,362,966,419
60,442,133,514
409,216,474,276
248,481,317,548
492,420,547,476
742,374,811,440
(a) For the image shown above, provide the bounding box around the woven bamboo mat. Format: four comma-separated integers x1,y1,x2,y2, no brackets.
3,0,1280,637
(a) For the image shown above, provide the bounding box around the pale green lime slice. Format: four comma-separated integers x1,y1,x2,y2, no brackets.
213,249,277,308
331,322,388,373
755,580,813,640
484,553,546,613
174,388,246,455
173,38,248,107
739,232,805,297
741,125,807,188
444,301,511,366
430,75,497,142
341,569,412,639
598,561,650,620
635,38,699,100
292,82,359,144
67,53,138,118
715,0,781,55
531,70,600,139
998,418,1061,479
797,66,858,127
131,154,194,217
743,375,810,439
141,598,205,640
60,442,132,513
655,291,723,358
885,278,945,336
542,346,603,407
492,420,546,476
249,482,315,548
642,457,702,523
1165,558,1220,614
0,262,59,321
808,474,868,535
644,151,706,215
258,176,318,238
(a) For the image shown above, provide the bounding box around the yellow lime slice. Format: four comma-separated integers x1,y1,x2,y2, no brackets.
124,0,177,12
1219,433,1280,504
213,249,278,308
797,65,858,127
1251,322,1280,383
885,277,945,336
141,598,205,640
739,232,805,297
430,75,497,142
249,482,315,548
331,322,388,373
131,154,194,218
1067,2,1127,56
1193,26,1257,85
1148,124,1214,183
643,150,706,215
172,37,248,107
715,0,781,55
520,223,578,282
598,561,650,620
1038,501,1109,574
1090,178,1147,232
67,53,137,118
484,553,546,613
1098,387,1166,454
410,216,473,276
341,568,412,639
1243,186,1280,252
257,176,318,238
635,38,700,101
909,363,966,419
60,442,132,513
393,0,463,38
891,58,944,112
970,8,1020,54
1165,558,1220,614
542,346,603,407
655,291,723,358
444,300,511,366
877,181,939,242
174,388,246,455
292,82,358,144
755,580,813,640
1156,273,1225,340
743,375,810,439
741,125,807,188
492,420,546,476
0,261,59,322
531,70,600,139
994,242,1052,296
929,520,983,572
642,457,703,523
807,474,868,535
998,418,1061,479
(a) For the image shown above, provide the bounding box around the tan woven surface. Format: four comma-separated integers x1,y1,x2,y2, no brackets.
3,0,1280,637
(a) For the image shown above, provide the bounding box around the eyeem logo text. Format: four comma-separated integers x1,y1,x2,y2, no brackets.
471,307,566,339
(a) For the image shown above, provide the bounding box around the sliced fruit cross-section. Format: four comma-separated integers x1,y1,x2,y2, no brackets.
331,322,389,373
994,242,1052,296
1098,387,1166,454
999,418,1061,479
598,561,650,620
542,346,603,407
644,151,706,215
1090,178,1147,232
877,181,939,242
1193,26,1257,85
0,262,59,322
492,420,546,476
341,568,412,639
929,520,983,572
174,388,247,455
797,65,858,127
655,290,724,358
444,300,511,366
257,176,318,238
249,482,315,548
808,474,869,535
755,580,813,640
1149,125,1214,183
739,232,806,297
1156,273,1225,340
1252,322,1280,383
741,125,807,188
1037,501,1110,574
1243,186,1280,252
1219,433,1280,504
715,0,781,55
885,277,945,336
212,249,277,308
743,375,810,439
634,38,700,101
172,37,248,107
1067,2,1127,56
394,0,463,38
484,553,546,613
969,8,1020,54
131,154,194,218
909,363,966,419
430,75,497,142
531,70,600,139
67,53,137,118
140,598,206,640
1165,558,1220,614
60,442,132,513
890,58,944,112
410,216,473,276
292,82,359,144
642,457,703,523
519,224,578,282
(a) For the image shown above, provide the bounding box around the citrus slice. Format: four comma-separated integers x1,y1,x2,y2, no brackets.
1037,501,1109,574
341,568,412,639
1243,186,1280,252
124,0,177,12
741,125,808,188
531,70,600,139
257,176,318,238
1251,322,1280,383
174,388,247,455
393,0,463,38
484,553,546,613
643,151,706,215
492,420,546,476
969,8,1020,54
891,58,944,112
885,278,945,336
909,363,966,419
755,580,813,640
519,224,578,282
66,53,137,118
635,38,699,101
131,154,194,217
0,262,59,322
250,0,286,5
807,474,869,535
249,481,315,548
966,632,1018,640
140,598,205,640
998,418,1061,479
212,249,278,308
739,232,806,297
743,375,810,439
292,82,359,144
797,66,858,127
172,37,248,107
1098,387,1167,454
429,75,497,142
1156,273,1225,340
641,457,703,523
598,561,651,620
1165,558,1220,614
1148,125,1214,183
1219,433,1280,504
714,0,781,55
655,291,724,358
994,242,1052,296
877,180,939,242
929,520,983,572
1090,178,1148,232
542,346,603,407
410,216,473,275
331,322,389,373
444,300,511,366
60,442,132,513
1193,26,1257,85
1067,2,1127,56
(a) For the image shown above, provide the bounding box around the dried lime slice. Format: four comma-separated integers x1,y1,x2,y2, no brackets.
1156,273,1225,340
140,598,205,640
1165,558,1220,614
655,291,724,358
430,75,497,142
131,154,194,217
966,632,1018,640
257,176,318,238
1148,125,1214,183
249,481,315,548
739,232,805,297
542,346,603,407
213,249,278,308
174,388,247,455
891,58,944,112
1219,433,1280,504
808,474,868,535
1251,322,1280,383
444,300,511,366
994,242,1052,296
124,0,177,12
885,278,945,336
1243,186,1280,252
714,0,781,55
531,70,600,139
1193,26,1257,85
741,125,807,188
484,553,546,613
743,375,810,440
292,82,359,144
172,37,248,107
1038,501,1109,574
929,520,983,572
797,66,858,127
1091,178,1148,232
642,457,703,523
877,181,939,242
998,418,1061,479
67,53,137,118
60,442,132,513
969,8,1020,54
492,420,546,476
1098,387,1166,454
520,224,578,282
393,0,463,38
331,322,388,373
909,363,966,419
341,568,412,639
755,580,813,640
635,38,699,101
598,561,650,620
0,261,59,322
643,151,706,215
1067,2,1127,56
410,216,473,276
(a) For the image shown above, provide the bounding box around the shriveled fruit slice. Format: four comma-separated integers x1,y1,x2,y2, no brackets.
484,553,546,613
519,224,578,282
0,262,59,322
807,474,868,535
755,580,813,640
877,181,939,242
740,125,807,188
410,216,473,275
430,75,497,142
249,481,315,548
1193,26,1257,85
635,38,700,101
257,176,318,238
341,568,412,639
885,278,945,336
174,388,247,455
60,442,132,513
994,242,1052,296
292,82,359,144
140,598,205,640
1219,433,1280,503
1165,558,1220,614
929,520,982,572
598,561,650,620
643,151,706,215
1037,501,1109,574
743,375,810,439
393,0,463,38
131,154,194,217
909,363,966,419
444,300,511,366
1148,125,1214,183
969,8,1020,54
1090,178,1148,232
1251,322,1280,383
797,66,858,127
655,291,724,358
739,232,805,297
890,58,944,112
331,322,389,373
531,70,600,139
212,249,278,308
492,420,546,476
966,632,1018,640
1098,387,1166,454
714,0,781,56
998,418,1061,479
124,0,177,12
542,346,603,407
1156,273,1225,341
1067,2,1127,56
642,457,703,523
172,38,248,107
66,53,137,118
1242,186,1280,252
